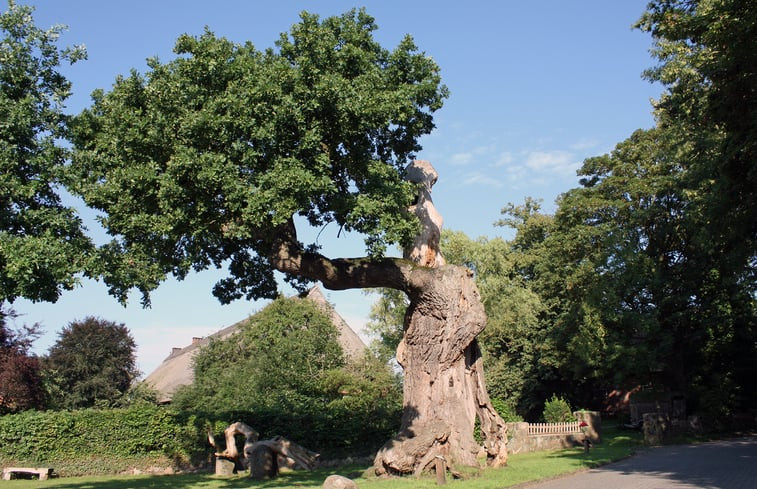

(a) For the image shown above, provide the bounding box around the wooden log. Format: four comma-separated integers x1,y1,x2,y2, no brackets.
208,421,259,469
249,436,319,470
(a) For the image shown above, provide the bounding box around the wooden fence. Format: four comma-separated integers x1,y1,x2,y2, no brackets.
526,422,581,435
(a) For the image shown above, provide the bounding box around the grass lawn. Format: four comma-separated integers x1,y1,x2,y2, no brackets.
2,427,641,489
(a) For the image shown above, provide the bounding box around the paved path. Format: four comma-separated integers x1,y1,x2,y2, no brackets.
522,437,757,489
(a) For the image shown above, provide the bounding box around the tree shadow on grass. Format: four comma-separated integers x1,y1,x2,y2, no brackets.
540,429,642,470
30,465,371,489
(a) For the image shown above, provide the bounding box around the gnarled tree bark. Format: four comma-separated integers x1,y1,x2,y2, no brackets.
268,160,507,476
210,421,259,463
209,422,319,479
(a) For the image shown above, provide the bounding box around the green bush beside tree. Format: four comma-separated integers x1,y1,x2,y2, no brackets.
173,295,402,458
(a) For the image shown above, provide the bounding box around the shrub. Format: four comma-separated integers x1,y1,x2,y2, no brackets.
492,397,523,422
542,394,573,423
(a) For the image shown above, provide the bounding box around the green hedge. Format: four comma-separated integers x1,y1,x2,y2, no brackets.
0,402,401,475
203,402,401,459
0,405,203,475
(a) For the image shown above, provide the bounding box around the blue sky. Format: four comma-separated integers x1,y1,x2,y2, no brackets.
11,1,661,375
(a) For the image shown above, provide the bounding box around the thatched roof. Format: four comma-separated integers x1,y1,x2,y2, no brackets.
143,286,366,403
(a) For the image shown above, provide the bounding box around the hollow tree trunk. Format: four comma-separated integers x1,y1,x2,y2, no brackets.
373,264,507,475
268,160,507,476
374,161,507,475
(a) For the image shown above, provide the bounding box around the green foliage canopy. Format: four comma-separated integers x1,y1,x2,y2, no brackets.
556,125,756,417
173,295,402,455
0,1,92,303
636,0,755,298
174,295,345,412
70,9,447,305
44,316,139,409
638,0,756,236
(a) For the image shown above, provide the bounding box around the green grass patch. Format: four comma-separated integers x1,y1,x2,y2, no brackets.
1,427,641,488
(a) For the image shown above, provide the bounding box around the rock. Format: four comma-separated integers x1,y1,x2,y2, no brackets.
322,474,358,489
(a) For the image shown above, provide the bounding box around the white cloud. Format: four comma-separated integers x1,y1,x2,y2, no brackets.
504,164,527,179
570,138,599,151
447,145,498,166
524,150,580,175
462,171,504,188
493,151,514,167
450,152,474,165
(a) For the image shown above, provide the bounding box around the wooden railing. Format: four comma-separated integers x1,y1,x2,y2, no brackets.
526,422,581,435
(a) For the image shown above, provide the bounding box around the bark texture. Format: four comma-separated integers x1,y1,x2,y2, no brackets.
378,161,507,474
209,421,259,467
373,265,507,474
267,160,507,475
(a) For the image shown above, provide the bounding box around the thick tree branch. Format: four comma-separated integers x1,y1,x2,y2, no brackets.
268,219,426,294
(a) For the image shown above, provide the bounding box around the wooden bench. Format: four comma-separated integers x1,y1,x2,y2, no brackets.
2,467,54,480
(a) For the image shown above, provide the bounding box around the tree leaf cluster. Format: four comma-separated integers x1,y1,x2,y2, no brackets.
0,1,93,304
175,295,345,411
68,8,447,305
0,305,44,413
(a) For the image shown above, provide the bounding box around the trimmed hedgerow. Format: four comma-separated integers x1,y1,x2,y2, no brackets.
0,405,204,475
0,399,402,475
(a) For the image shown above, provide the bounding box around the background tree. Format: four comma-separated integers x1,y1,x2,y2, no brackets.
364,288,407,363
633,0,757,419
441,229,545,418
173,295,345,413
468,1,757,421
637,0,756,260
364,0,757,422
554,125,756,419
0,1,92,303
0,305,45,413
44,317,139,409
69,10,508,473
174,295,402,455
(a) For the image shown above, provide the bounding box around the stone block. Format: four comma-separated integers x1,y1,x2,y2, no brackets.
323,474,358,489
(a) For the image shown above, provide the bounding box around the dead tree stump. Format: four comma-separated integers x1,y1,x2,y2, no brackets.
248,443,278,480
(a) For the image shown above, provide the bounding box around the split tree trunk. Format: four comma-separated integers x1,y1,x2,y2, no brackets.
372,262,507,475
373,161,507,475
269,160,508,476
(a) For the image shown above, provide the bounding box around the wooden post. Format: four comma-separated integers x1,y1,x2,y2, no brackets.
215,456,236,476
434,456,446,485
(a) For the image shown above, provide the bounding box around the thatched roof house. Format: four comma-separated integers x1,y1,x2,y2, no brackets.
143,286,366,403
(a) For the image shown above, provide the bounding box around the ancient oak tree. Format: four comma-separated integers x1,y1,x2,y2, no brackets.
70,10,507,473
